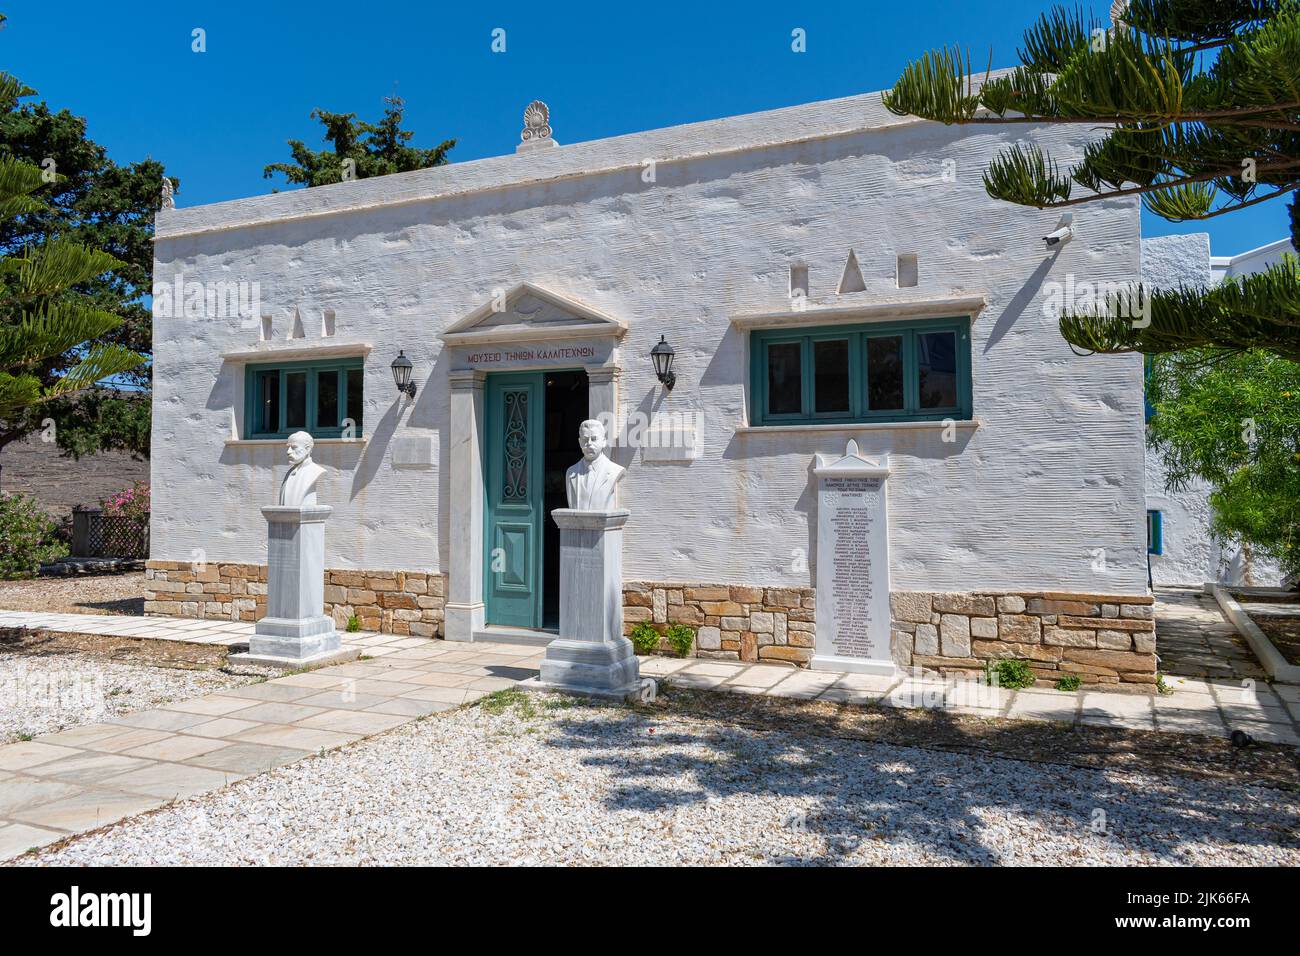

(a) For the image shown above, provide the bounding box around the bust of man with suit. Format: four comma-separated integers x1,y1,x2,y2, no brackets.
279,431,326,507
565,419,625,511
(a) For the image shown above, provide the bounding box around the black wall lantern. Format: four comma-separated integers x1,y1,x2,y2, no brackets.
390,350,416,399
650,335,676,391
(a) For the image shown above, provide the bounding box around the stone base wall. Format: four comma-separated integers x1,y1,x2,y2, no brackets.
623,582,1157,683
144,561,447,636
623,582,816,666
891,591,1157,685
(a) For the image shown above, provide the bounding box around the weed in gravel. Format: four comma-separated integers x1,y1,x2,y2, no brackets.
480,688,536,718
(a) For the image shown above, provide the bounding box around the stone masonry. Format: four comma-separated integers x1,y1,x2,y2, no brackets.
624,583,1157,684
624,582,816,666
890,591,1157,685
146,565,1156,682
144,561,446,636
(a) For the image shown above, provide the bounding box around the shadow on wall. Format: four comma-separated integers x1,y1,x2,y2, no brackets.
985,255,1054,354
349,394,409,502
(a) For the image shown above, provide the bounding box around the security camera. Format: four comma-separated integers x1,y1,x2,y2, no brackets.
1044,213,1074,249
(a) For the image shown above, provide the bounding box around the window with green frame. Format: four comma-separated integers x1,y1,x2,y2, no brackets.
749,316,972,425
244,358,365,439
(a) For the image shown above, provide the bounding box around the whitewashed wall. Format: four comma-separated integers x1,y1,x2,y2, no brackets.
152,89,1148,594
1141,233,1284,587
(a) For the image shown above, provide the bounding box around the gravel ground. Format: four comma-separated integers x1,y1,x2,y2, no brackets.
20,692,1299,866
0,573,145,615
0,641,276,743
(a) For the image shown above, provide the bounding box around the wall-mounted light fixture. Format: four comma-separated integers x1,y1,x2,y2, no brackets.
390,350,416,399
650,335,676,391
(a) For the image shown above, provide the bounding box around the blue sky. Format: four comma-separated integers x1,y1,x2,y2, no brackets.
4,0,1288,256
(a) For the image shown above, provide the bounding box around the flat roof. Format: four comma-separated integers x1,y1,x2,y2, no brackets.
155,87,931,242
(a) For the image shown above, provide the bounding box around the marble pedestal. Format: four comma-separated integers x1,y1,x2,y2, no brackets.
230,505,357,669
521,509,642,701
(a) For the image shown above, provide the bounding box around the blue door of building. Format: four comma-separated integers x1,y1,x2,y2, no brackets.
483,372,545,628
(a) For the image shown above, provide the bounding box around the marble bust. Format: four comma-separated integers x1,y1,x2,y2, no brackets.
565,419,625,511
279,431,326,507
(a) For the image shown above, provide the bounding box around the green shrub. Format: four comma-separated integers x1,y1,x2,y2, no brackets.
629,621,660,655
664,623,695,658
346,615,360,633
986,657,1036,689
0,493,67,579
1054,674,1082,692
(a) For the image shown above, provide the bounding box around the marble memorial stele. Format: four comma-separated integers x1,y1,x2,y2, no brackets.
521,420,643,701
230,432,357,669
810,439,896,676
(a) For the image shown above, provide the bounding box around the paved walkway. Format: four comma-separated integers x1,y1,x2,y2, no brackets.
642,657,1300,740
2,593,1298,860
1155,587,1268,681
0,638,543,859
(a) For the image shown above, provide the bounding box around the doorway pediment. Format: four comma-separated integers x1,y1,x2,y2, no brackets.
441,282,627,347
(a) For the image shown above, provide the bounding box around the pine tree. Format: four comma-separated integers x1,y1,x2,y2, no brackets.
264,95,455,188
0,12,165,463
883,0,1300,358
0,73,142,421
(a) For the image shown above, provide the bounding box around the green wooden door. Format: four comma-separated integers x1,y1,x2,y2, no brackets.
484,372,544,628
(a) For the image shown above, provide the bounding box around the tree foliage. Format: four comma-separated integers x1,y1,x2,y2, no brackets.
0,148,143,419
1147,348,1300,578
884,0,1300,358
263,95,455,188
0,14,164,461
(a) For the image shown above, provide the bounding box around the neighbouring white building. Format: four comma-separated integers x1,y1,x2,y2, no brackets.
146,89,1159,685
1140,234,1288,588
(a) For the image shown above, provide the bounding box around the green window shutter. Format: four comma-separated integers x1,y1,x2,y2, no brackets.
750,316,972,426
244,357,365,439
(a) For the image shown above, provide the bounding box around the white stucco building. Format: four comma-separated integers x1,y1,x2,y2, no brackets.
1141,234,1289,588
146,89,1158,684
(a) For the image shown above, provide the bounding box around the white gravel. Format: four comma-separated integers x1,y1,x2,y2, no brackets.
18,694,1300,866
0,653,272,744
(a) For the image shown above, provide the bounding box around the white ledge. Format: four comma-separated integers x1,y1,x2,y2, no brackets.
225,437,369,447
730,292,988,330
735,420,980,435
220,341,373,362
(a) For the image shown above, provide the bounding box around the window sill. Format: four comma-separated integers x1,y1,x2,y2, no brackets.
735,419,980,435
226,437,369,447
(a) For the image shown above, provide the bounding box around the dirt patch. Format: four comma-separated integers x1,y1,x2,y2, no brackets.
0,572,145,615
0,627,238,672
1254,615,1300,668
646,684,1300,794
